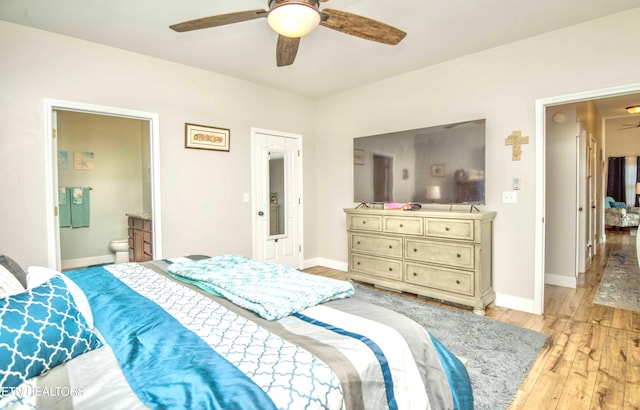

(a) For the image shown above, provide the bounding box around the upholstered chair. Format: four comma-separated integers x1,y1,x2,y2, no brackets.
605,196,640,228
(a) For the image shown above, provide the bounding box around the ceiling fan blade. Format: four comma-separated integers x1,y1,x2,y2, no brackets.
170,9,267,32
276,35,300,67
320,8,406,45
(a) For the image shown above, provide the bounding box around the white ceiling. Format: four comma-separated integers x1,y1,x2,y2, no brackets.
1,0,639,98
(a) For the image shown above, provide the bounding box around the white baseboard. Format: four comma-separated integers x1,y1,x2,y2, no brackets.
495,292,538,314
61,254,114,270
303,257,347,272
544,273,577,288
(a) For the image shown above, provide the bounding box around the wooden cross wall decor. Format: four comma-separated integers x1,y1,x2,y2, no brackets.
505,130,529,161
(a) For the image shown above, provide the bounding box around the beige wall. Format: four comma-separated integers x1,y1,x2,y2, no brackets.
0,21,317,268
544,105,578,282
314,8,640,309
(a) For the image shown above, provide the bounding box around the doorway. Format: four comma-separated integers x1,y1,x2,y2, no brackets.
251,128,303,268
535,82,640,314
373,154,393,202
43,99,162,270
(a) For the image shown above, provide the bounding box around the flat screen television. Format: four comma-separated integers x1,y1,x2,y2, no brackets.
353,119,486,205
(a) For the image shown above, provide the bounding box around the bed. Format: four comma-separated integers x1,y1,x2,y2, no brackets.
0,254,473,409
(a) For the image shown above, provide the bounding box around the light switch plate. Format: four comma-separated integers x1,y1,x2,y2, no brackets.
503,191,518,203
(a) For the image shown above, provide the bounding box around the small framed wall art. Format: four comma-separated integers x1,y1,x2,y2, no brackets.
185,123,230,152
431,164,445,177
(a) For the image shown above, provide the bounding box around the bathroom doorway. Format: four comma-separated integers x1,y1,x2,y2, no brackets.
44,100,162,270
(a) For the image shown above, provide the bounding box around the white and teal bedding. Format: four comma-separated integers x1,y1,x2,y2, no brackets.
166,254,354,320
1,256,473,409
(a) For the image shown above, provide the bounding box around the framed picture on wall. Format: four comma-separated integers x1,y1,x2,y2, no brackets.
431,164,445,177
354,149,365,165
185,123,230,152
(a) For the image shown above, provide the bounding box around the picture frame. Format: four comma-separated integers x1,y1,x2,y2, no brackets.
354,149,365,165
431,164,445,177
185,123,230,152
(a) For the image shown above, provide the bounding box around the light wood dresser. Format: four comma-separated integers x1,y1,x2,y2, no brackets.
344,207,496,315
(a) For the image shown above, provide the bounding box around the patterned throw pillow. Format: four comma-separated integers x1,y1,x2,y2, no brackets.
0,276,103,389
0,265,24,298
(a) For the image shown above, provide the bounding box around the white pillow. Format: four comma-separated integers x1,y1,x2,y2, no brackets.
0,264,25,298
27,266,94,328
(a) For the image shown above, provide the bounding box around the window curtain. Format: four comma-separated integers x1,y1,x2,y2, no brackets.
625,156,637,207
636,157,640,206
607,156,626,203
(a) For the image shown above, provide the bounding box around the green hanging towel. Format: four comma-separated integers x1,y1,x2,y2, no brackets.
59,188,71,228
71,187,90,228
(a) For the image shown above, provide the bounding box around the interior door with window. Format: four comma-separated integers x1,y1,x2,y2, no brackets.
252,128,303,268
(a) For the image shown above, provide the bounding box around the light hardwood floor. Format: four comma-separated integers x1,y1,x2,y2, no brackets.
303,230,640,409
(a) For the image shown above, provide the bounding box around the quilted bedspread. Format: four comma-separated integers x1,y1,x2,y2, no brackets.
166,254,355,320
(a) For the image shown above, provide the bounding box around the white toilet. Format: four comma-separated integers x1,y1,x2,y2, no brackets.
109,239,129,263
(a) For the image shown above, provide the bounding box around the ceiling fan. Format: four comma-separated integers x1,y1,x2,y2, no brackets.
619,121,640,130
170,0,407,67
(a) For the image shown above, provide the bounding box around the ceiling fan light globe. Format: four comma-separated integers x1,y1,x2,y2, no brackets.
626,105,640,114
268,3,321,38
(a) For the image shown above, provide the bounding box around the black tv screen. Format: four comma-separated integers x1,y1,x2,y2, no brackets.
353,119,486,205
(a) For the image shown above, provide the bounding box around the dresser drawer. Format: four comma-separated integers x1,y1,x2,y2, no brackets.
383,216,423,235
425,218,474,240
348,214,383,232
405,239,474,269
405,263,473,296
351,254,402,280
351,234,403,258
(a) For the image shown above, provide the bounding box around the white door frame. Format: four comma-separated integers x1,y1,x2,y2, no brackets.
534,82,640,314
250,127,303,268
43,99,162,270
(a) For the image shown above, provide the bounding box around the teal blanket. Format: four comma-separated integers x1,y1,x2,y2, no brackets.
167,255,354,320
66,266,277,410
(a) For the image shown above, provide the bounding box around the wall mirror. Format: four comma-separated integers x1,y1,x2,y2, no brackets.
268,151,286,238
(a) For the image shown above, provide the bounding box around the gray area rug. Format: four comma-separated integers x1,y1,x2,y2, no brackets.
594,248,640,312
353,283,547,410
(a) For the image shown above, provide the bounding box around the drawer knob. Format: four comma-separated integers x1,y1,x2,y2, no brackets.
357,241,361,245
389,245,393,249
456,253,461,258
357,262,361,265
400,224,404,227
388,267,393,271
445,226,450,231
456,280,461,284
413,272,417,276
362,221,366,224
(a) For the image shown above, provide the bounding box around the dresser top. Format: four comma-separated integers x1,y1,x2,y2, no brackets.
126,212,152,221
344,207,496,221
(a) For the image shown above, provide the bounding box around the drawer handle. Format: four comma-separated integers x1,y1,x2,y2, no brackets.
445,226,450,231
389,245,393,249
456,253,461,258
413,272,417,276
362,221,366,224
413,248,418,252
357,241,361,245
357,262,361,265
456,280,461,284
388,267,393,272
400,224,404,227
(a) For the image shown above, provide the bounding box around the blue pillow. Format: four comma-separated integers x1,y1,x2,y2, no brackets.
0,275,103,389
611,201,628,209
